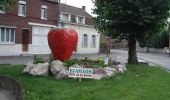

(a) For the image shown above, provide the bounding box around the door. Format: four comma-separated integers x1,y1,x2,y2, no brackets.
31,26,51,54
22,29,29,51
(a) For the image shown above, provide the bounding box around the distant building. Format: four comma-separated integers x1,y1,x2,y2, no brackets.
0,0,58,56
58,4,100,54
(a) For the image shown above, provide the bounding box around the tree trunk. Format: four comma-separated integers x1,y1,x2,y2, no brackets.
146,46,149,53
128,34,138,64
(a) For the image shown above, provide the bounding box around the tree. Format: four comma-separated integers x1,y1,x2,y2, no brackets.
93,0,170,64
0,0,16,11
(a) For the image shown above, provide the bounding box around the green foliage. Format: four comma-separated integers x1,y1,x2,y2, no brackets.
93,0,170,63
0,0,17,11
79,57,107,68
93,0,170,38
1,64,170,100
33,55,45,64
139,31,169,48
48,54,53,63
63,59,78,67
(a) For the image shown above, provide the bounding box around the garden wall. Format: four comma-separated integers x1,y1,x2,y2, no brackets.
0,76,24,100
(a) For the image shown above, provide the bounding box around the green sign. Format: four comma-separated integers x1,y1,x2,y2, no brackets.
69,67,93,78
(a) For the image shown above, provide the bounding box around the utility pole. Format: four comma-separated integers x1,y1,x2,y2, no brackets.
169,25,170,56
168,23,170,56
56,0,61,27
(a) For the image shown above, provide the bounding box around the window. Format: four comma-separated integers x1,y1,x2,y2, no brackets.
41,5,48,20
61,13,70,22
77,16,85,24
71,15,76,23
0,27,15,43
82,34,88,48
91,35,96,48
18,1,26,17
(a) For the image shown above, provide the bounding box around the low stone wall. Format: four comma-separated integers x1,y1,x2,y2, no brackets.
0,76,24,100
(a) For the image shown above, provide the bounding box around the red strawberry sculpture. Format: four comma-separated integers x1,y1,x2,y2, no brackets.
48,28,78,62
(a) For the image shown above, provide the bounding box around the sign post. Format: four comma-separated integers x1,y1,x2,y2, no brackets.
68,67,93,82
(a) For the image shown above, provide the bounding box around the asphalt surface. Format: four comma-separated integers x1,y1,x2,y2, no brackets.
0,49,169,70
110,49,170,70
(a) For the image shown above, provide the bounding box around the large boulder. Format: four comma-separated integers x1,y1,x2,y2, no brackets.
50,60,67,75
104,67,117,77
23,62,49,76
55,69,69,79
93,68,107,80
92,73,108,80
22,62,34,73
115,63,127,74
93,68,106,74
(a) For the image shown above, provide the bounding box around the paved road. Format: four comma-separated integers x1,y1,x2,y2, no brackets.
138,52,170,70
110,49,170,70
0,49,169,70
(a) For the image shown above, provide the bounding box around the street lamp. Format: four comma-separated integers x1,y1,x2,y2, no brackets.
169,27,170,56
56,0,61,27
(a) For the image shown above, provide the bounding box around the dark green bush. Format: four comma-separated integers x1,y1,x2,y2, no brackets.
33,55,45,64
79,57,107,68
63,59,78,67
139,31,169,48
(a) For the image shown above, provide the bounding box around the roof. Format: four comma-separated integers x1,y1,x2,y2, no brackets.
59,3,93,19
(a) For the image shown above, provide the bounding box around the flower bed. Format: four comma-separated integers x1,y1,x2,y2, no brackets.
22,57,127,80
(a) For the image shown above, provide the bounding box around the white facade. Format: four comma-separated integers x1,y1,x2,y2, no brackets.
59,23,100,54
0,44,22,56
0,23,55,56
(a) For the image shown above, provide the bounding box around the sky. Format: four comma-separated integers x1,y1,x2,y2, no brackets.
60,0,95,16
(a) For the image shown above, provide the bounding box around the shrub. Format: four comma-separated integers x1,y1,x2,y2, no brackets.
79,57,107,68
33,55,45,64
63,59,78,67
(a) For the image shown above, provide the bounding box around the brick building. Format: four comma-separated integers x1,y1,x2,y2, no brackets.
0,0,100,55
0,0,58,55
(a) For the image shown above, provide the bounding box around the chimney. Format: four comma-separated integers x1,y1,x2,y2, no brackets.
82,6,86,11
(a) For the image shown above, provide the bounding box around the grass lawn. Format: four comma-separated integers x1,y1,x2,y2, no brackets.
0,64,170,100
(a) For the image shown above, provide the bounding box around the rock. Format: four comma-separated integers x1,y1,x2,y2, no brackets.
23,62,49,76
22,62,34,73
92,73,108,80
30,63,49,76
112,61,121,65
93,68,106,74
106,71,114,77
117,63,127,71
115,63,126,74
105,67,117,77
105,67,117,72
50,60,67,75
118,67,124,74
55,69,69,79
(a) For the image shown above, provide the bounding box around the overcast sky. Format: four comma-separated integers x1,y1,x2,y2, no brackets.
60,0,95,16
